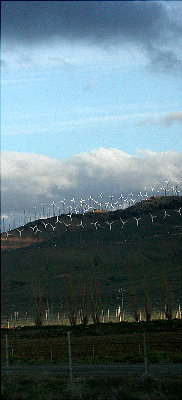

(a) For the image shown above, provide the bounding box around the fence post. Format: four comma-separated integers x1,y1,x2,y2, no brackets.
143,331,148,375
67,331,73,381
5,334,10,375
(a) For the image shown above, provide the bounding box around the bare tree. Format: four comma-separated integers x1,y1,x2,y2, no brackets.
79,280,90,325
90,278,101,324
32,278,44,327
66,276,78,326
129,286,141,322
162,278,173,321
142,276,151,322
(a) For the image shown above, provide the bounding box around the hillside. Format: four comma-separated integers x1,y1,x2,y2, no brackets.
1,196,182,322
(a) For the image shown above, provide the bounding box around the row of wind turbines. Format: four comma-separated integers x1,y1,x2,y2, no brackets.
1,180,181,234
3,206,182,241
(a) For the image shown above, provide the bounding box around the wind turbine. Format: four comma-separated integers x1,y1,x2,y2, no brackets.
23,210,26,225
128,191,133,198
51,201,56,217
50,224,56,233
138,192,143,202
67,212,73,221
98,193,103,209
165,180,170,196
114,201,119,210
104,202,110,211
163,210,170,219
175,180,179,196
55,216,60,224
154,181,160,195
120,218,128,228
5,231,12,240
13,217,16,229
88,195,94,207
41,203,46,218
149,213,157,223
67,203,73,214
63,222,71,231
29,225,37,232
33,206,37,221
80,198,85,214
160,186,166,196
42,221,49,229
134,217,141,227
34,227,42,234
144,187,148,198
16,228,24,238
57,206,61,216
174,207,182,216
2,218,5,232
110,203,115,211
119,194,124,204
77,220,85,229
60,199,66,213
91,221,99,230
106,221,114,231
70,197,76,208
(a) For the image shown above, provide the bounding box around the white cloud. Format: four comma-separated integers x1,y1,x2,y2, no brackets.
1,148,181,215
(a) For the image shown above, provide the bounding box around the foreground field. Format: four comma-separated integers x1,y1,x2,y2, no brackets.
1,321,182,365
1,375,182,400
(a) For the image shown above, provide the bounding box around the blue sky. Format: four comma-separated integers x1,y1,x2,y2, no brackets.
1,1,182,224
2,44,182,159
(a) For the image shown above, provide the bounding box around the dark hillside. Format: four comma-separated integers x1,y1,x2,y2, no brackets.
1,196,182,321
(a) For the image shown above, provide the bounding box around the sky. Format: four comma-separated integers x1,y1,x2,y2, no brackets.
1,1,182,227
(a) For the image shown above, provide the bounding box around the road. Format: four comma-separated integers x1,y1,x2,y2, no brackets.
1,363,182,377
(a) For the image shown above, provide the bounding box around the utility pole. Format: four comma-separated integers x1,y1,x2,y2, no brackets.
67,331,73,382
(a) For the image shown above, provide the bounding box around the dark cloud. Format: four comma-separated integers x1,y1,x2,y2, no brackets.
2,1,181,73
2,0,182,74
2,1,168,45
148,46,182,73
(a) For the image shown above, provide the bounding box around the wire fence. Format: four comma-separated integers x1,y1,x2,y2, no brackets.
1,328,181,379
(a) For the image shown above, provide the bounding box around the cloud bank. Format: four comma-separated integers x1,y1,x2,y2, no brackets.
2,1,182,71
1,148,182,214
